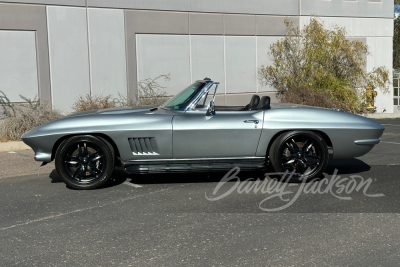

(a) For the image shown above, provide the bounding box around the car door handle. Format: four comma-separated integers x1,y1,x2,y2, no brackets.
243,120,259,124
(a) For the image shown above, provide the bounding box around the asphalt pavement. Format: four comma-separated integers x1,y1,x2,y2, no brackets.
0,119,400,266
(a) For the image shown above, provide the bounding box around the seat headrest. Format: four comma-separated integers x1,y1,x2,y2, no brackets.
258,96,271,110
249,95,260,110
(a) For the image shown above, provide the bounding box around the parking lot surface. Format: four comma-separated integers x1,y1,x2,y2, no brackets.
0,119,400,266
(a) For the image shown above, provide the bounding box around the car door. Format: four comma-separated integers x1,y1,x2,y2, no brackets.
172,110,264,159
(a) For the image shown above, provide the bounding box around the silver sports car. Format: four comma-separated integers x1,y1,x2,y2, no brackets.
22,78,384,189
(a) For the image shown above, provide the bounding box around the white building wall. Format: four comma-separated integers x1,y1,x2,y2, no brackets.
256,36,281,92
0,31,38,102
190,35,225,94
225,36,257,94
136,35,279,98
136,34,191,96
366,37,394,113
46,6,91,112
87,8,128,100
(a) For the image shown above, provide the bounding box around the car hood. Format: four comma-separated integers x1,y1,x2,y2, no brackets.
64,106,156,118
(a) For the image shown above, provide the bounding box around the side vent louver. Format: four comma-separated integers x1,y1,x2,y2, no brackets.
128,138,159,155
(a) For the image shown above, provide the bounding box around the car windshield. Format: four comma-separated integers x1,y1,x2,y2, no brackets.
161,82,206,110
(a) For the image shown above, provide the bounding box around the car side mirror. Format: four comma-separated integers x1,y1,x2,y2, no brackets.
206,100,215,116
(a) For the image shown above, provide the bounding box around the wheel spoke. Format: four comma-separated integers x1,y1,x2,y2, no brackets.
283,159,296,166
65,155,79,164
298,160,305,173
302,139,309,151
83,143,88,157
77,144,82,157
305,141,314,153
290,139,300,152
304,155,319,167
286,141,297,153
73,166,82,179
89,150,100,160
87,165,96,176
91,154,103,162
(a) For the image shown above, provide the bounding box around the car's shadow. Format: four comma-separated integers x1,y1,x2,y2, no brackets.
48,157,371,189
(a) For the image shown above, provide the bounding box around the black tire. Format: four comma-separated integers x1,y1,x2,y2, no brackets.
55,135,115,190
268,131,329,181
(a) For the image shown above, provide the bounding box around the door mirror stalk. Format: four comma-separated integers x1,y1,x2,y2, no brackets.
206,101,215,116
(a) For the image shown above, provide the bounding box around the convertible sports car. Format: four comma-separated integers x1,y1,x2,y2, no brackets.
22,78,384,189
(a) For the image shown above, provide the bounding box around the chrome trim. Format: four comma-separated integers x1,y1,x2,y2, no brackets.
244,120,259,124
123,156,265,164
354,139,380,145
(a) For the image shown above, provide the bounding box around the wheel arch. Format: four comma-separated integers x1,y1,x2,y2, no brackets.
265,129,333,159
51,133,121,164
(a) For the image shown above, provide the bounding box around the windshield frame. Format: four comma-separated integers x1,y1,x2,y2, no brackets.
161,80,218,111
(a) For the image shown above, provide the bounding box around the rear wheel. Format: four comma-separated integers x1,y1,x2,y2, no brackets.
268,131,329,181
55,135,114,189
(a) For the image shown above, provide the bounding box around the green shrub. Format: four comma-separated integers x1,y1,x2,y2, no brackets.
259,16,390,113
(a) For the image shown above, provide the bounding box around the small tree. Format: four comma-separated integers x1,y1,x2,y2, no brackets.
394,16,400,70
259,16,390,113
395,0,400,13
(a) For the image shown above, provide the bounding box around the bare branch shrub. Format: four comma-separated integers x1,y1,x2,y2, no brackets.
279,86,364,111
0,95,63,141
136,74,170,106
0,90,16,117
114,74,170,107
72,94,117,113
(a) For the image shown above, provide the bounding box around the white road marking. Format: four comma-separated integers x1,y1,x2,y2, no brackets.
381,141,400,145
122,181,143,188
7,151,16,153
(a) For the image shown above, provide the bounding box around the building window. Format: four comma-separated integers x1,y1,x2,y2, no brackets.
394,72,400,106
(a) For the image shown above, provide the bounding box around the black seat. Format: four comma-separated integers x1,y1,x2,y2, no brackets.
242,95,260,111
256,96,271,110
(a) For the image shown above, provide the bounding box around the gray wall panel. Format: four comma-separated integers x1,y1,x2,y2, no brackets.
0,0,85,6
88,8,127,99
225,36,257,94
224,14,256,36
126,10,188,34
256,16,298,36
125,10,189,99
301,0,393,18
189,13,224,35
190,36,225,93
88,0,298,15
47,6,90,112
136,34,191,96
0,31,39,102
0,3,51,103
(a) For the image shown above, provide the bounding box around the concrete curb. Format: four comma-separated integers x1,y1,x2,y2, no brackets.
0,141,30,152
362,113,400,119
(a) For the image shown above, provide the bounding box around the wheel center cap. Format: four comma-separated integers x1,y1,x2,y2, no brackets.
82,158,88,163
297,153,302,159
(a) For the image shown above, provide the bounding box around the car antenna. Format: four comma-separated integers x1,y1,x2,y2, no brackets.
203,77,211,81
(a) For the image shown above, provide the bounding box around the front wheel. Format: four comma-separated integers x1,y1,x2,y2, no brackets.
55,135,115,189
268,131,329,181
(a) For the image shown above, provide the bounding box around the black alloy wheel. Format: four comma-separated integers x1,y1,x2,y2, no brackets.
55,135,114,189
269,131,329,181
